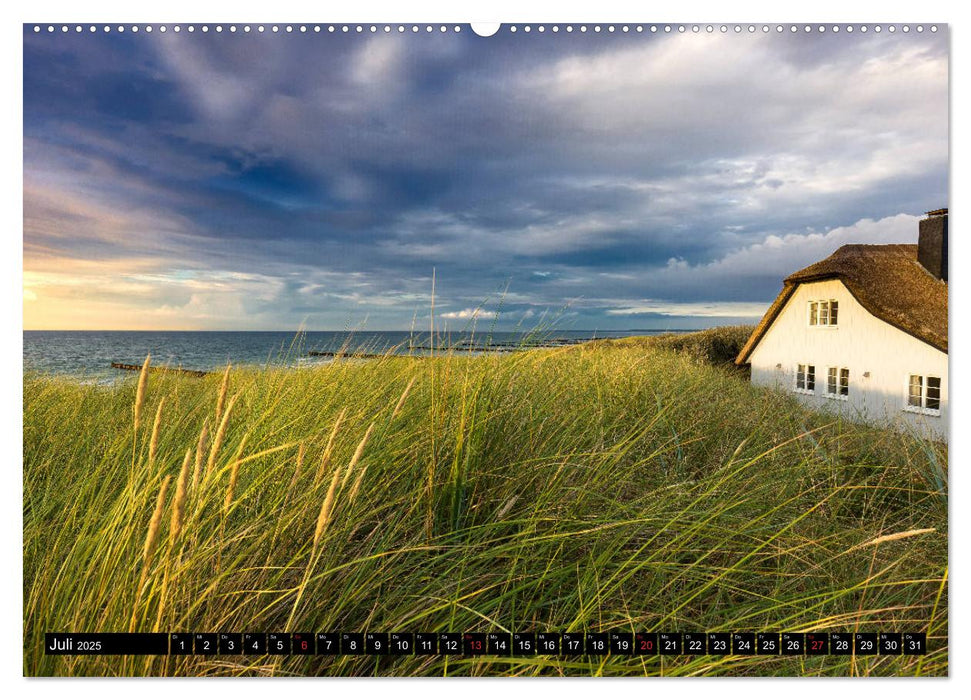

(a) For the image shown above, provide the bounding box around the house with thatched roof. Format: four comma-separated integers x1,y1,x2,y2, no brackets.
735,209,948,440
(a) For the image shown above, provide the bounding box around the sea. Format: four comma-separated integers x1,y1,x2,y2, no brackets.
22,329,676,381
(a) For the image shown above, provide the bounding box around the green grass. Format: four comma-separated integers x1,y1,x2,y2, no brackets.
591,324,756,368
23,333,947,676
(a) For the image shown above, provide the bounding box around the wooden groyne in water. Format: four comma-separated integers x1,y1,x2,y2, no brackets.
110,362,209,378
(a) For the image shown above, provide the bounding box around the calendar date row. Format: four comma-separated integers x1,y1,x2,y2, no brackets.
46,631,927,656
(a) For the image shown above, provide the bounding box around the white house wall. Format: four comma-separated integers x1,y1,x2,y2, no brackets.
749,279,948,440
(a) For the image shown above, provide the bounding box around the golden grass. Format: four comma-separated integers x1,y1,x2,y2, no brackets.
192,419,208,493
23,333,948,677
170,449,191,542
148,398,165,467
216,363,231,424
133,354,150,431
314,463,343,549
207,394,238,475
315,408,347,488
130,474,170,632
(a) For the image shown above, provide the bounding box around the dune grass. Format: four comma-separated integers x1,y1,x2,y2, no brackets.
23,336,947,676
590,324,756,368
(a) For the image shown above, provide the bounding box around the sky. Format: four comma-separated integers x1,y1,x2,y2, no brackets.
22,24,949,331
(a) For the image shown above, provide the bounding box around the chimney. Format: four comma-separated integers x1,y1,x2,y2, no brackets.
918,208,948,281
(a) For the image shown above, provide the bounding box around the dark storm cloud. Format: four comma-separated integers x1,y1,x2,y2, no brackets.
23,26,948,330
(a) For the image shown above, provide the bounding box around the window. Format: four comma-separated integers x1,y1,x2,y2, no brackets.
795,363,815,393
808,300,838,326
927,377,941,411
906,375,942,415
826,367,849,399
908,375,923,408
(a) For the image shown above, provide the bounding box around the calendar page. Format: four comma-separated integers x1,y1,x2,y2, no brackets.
22,18,948,679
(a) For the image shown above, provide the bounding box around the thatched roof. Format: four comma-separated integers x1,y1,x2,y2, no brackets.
736,244,948,365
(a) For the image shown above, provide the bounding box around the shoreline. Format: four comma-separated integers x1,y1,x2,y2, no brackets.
23,327,758,381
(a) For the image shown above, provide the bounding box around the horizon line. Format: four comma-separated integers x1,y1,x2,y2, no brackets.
22,327,714,333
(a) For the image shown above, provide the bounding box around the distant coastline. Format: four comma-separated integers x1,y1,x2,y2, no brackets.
24,328,688,379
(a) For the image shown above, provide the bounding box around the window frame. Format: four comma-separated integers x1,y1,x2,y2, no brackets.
825,366,849,401
807,299,839,328
904,374,943,416
794,362,816,395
